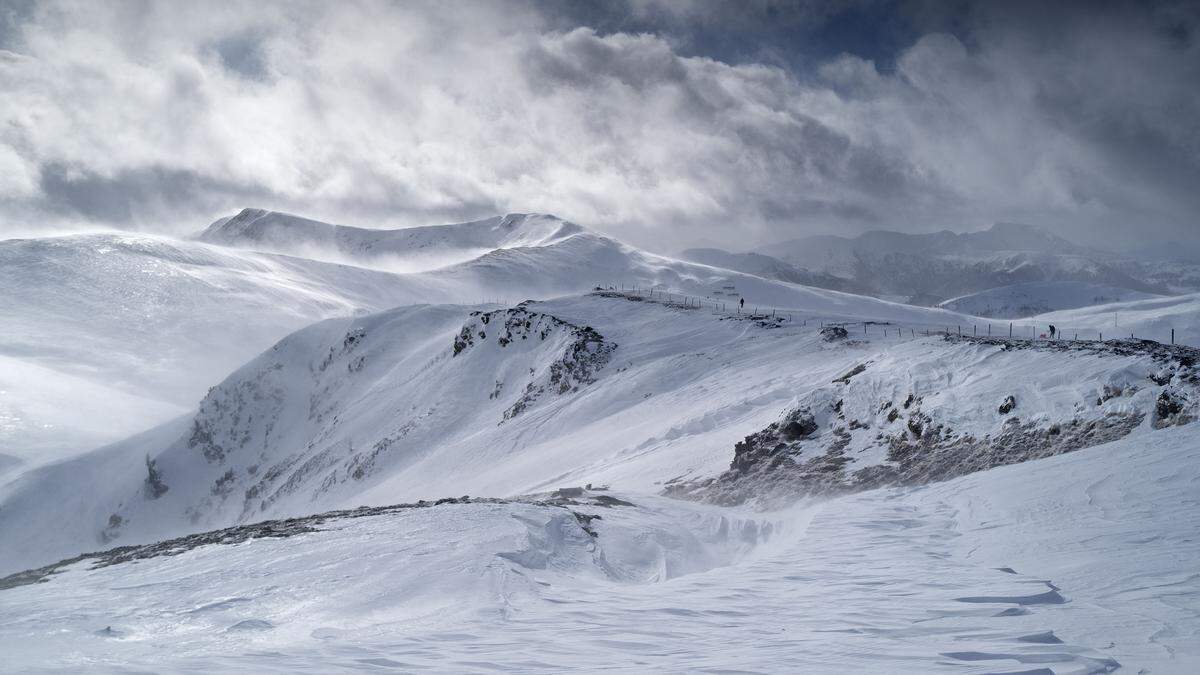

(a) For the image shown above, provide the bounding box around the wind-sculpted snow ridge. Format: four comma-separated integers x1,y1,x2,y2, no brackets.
452,303,617,420
0,492,629,592
198,208,584,269
670,335,1200,507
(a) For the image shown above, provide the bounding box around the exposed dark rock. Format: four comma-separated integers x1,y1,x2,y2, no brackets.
820,325,849,342
449,306,618,422
780,412,818,440
144,455,168,499
669,335,1200,508
833,363,868,384
998,395,1017,415
1154,389,1190,428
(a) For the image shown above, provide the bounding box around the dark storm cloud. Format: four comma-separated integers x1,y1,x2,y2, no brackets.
0,0,1195,252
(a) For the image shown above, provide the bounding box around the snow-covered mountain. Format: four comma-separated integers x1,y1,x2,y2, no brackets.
939,281,1159,318
4,212,989,474
751,222,1185,305
4,287,1197,574
2,287,1199,671
0,233,433,470
5,210,1200,672
678,248,871,294
197,209,584,271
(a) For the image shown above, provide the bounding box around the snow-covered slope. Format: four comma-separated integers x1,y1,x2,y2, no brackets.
939,281,1159,318
2,425,1194,673
3,289,1195,577
0,233,442,470
197,209,583,271
678,247,870,294
1032,291,1200,345
0,220,975,473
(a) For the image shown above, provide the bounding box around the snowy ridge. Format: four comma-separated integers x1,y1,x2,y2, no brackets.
2,221,972,473
3,290,1197,579
197,209,584,270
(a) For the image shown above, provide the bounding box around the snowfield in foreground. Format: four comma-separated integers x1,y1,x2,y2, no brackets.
1,425,1195,673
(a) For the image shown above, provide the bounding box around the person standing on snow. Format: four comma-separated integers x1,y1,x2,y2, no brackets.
739,298,745,311
1049,324,1057,340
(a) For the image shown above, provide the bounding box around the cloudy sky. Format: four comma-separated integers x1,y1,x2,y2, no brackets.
0,0,1197,252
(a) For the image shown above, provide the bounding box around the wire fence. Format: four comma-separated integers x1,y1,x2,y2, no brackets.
593,282,1186,347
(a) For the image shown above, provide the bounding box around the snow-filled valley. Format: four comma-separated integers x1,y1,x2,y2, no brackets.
2,211,1199,673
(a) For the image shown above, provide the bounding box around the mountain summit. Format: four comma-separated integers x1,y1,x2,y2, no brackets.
197,209,585,269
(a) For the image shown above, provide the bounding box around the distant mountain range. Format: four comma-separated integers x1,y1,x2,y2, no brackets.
681,222,1200,309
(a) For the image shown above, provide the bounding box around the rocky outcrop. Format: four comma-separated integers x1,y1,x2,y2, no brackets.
668,336,1200,508
452,303,617,421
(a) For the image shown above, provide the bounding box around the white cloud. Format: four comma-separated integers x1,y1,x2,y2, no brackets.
0,0,1195,252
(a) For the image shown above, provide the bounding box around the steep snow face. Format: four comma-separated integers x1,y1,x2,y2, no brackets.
0,233,441,469
197,209,583,272
939,281,1159,318
2,427,1194,673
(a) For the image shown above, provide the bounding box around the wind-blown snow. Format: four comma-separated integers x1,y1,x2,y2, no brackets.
1,426,1193,672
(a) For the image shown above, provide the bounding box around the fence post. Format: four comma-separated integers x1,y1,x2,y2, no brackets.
1172,328,1175,345
1009,323,1013,338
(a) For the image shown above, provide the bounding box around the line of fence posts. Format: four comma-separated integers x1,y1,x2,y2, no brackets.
611,285,1179,346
